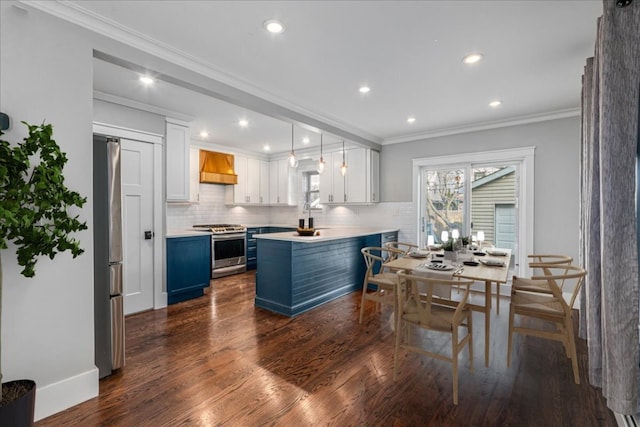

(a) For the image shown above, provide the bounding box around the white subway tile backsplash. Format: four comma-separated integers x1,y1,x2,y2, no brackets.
167,182,416,243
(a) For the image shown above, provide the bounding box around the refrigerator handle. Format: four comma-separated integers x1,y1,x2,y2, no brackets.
107,138,123,263
109,263,123,296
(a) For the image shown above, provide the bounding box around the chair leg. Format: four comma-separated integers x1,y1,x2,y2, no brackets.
507,302,515,367
452,327,459,405
564,316,580,384
468,313,474,373
359,283,368,324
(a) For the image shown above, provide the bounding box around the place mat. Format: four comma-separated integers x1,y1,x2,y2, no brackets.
412,264,455,298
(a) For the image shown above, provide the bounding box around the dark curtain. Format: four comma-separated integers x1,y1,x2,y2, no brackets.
579,0,640,415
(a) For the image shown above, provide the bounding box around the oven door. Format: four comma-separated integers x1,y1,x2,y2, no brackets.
212,233,246,270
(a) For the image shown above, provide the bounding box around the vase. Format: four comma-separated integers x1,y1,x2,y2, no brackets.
444,250,457,262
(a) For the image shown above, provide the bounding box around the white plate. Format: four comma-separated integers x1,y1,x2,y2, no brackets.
409,252,429,258
486,249,508,256
425,263,455,271
479,259,505,267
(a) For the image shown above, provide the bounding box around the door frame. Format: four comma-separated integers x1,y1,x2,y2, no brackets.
93,122,166,309
412,146,535,277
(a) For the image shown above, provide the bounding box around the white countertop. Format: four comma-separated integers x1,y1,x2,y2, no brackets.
166,229,212,238
254,227,399,243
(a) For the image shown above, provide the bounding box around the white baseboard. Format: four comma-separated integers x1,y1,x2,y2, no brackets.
34,368,99,421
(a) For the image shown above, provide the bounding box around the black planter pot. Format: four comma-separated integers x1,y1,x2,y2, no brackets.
0,380,36,427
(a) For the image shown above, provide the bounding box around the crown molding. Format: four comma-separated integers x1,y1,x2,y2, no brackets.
382,108,580,145
94,91,194,123
23,0,381,145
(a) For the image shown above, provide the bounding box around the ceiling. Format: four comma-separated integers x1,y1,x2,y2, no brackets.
53,1,602,154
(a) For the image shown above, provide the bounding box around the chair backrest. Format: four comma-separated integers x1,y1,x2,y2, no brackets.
528,255,574,290
396,271,474,327
361,247,389,276
384,242,418,261
528,263,587,312
528,254,573,265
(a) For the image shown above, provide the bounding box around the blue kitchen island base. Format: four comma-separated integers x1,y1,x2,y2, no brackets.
255,229,397,317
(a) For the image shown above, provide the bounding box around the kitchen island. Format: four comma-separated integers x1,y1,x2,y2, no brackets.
254,227,398,316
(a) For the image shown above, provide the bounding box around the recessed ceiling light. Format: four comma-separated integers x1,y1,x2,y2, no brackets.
263,144,271,151
302,137,310,144
238,119,248,127
462,53,483,64
264,19,285,34
139,75,154,85
407,117,416,124
489,100,502,108
359,86,371,94
199,131,209,138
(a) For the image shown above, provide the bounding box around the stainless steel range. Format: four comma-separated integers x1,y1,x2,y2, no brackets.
193,224,247,278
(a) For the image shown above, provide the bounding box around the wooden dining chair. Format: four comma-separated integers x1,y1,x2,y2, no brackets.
384,241,419,261
359,247,400,324
507,264,587,384
513,254,574,293
393,271,475,405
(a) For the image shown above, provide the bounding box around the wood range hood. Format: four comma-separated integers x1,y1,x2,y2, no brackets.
199,150,238,185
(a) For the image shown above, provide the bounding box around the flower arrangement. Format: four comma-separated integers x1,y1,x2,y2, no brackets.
443,236,470,251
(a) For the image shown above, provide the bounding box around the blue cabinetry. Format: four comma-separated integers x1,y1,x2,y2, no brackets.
166,235,211,304
246,227,262,270
381,230,399,246
246,226,296,270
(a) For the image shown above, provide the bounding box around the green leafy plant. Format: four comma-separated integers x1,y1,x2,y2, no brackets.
443,236,470,251
0,121,87,402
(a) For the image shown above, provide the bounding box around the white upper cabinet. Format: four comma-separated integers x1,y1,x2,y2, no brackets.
319,151,345,204
259,160,270,204
246,157,260,204
319,147,379,204
189,147,200,203
269,159,296,205
165,118,191,202
369,150,380,203
226,155,270,205
345,148,366,203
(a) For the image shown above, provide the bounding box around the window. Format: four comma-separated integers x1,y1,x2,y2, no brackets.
413,147,535,277
304,171,322,211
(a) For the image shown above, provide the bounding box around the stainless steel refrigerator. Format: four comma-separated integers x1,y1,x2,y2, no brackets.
93,134,125,378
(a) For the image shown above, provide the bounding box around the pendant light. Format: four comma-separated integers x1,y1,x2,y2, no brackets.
288,123,298,168
340,140,348,176
317,133,325,174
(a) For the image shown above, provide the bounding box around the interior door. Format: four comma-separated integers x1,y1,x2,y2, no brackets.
121,138,154,314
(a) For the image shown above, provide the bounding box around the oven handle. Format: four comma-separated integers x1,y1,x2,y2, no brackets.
211,233,247,241
214,265,246,272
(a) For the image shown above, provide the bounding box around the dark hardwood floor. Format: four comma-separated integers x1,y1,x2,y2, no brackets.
37,271,616,426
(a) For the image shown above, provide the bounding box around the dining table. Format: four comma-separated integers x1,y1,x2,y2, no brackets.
384,248,512,367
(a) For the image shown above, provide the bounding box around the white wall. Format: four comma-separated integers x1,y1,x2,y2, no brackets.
93,98,165,135
381,117,582,262
0,2,97,420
